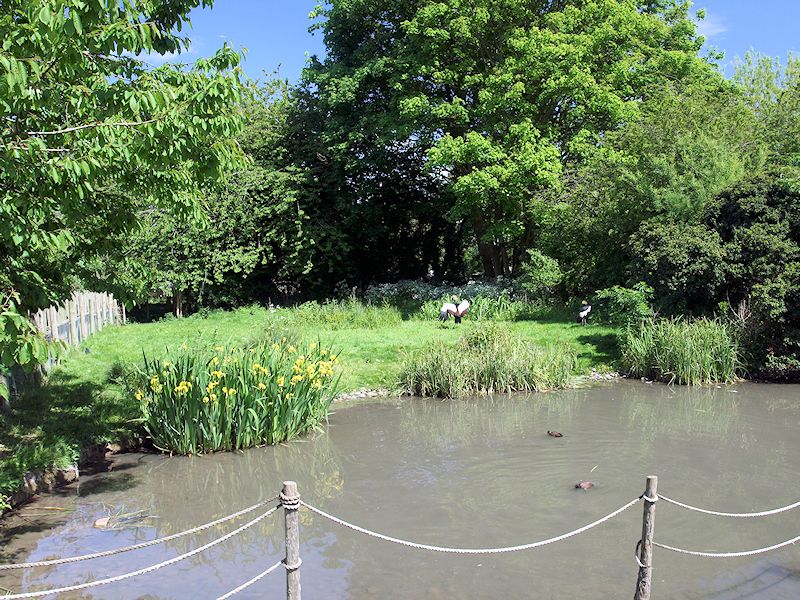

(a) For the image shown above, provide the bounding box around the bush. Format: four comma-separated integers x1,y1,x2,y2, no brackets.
364,278,523,306
400,325,577,398
620,318,741,385
134,340,339,454
593,283,654,326
519,249,562,299
283,298,402,329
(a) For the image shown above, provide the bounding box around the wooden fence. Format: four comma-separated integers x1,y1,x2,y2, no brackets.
30,291,126,350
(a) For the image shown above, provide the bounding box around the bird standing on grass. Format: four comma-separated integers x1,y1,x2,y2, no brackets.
439,295,470,324
577,300,591,325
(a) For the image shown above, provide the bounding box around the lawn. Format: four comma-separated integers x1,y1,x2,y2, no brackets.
0,305,620,503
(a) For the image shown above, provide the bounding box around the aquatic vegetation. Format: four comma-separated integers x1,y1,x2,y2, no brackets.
400,325,577,398
620,318,741,385
135,340,339,454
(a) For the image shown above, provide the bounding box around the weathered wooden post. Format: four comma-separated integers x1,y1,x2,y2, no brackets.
68,300,78,346
281,481,301,600
49,305,59,342
634,475,658,600
78,294,88,342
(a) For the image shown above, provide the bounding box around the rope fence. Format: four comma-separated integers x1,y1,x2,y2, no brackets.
300,498,641,554
0,479,797,600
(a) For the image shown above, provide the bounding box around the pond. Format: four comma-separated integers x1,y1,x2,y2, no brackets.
1,381,799,599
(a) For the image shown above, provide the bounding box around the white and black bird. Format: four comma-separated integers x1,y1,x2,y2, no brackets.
439,295,470,324
577,301,591,325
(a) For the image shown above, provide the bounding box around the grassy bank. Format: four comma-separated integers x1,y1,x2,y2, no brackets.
0,305,619,504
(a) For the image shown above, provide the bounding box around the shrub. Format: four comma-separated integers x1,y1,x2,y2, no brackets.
620,318,741,385
593,283,654,326
284,298,402,329
400,326,577,398
519,249,562,299
135,340,339,454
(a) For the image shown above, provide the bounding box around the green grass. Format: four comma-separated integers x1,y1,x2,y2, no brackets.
0,304,619,502
400,324,578,398
620,318,741,385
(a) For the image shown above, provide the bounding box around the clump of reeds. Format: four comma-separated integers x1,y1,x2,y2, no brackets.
620,318,741,385
399,324,577,398
286,298,402,329
415,295,541,322
134,339,339,454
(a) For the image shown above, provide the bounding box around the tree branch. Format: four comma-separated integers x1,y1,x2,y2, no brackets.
26,117,161,136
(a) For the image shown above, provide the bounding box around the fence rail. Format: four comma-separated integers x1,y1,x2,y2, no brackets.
0,478,798,600
30,291,126,352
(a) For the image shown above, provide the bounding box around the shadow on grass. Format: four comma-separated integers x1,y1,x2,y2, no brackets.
0,370,141,497
576,333,621,365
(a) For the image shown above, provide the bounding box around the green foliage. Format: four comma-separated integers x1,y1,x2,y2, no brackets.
109,80,311,310
593,283,654,327
400,325,577,399
0,0,246,371
135,340,339,454
705,175,800,374
0,438,79,506
519,250,563,299
621,318,740,385
283,299,402,330
629,221,727,313
415,295,541,322
305,0,708,278
0,291,57,401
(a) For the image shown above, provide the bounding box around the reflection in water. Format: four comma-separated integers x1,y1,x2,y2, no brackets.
1,381,799,599
625,384,740,439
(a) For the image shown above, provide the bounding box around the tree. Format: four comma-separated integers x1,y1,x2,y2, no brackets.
306,0,710,278
107,81,313,313
0,0,246,398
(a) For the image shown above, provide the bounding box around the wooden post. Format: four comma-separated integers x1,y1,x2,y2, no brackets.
68,300,78,346
634,475,658,600
281,481,301,600
49,305,59,341
121,301,127,324
78,294,87,342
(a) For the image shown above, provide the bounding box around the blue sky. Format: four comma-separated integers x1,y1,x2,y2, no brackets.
172,1,799,81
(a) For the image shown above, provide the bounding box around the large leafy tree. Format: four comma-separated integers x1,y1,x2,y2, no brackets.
0,0,246,397
305,0,709,278
108,81,313,313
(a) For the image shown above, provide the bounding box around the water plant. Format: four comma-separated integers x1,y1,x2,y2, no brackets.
400,324,577,398
620,318,741,385
135,340,339,454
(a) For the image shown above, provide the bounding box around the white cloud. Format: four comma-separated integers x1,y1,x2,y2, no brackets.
696,12,727,39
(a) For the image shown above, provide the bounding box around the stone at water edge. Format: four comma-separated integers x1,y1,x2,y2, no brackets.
93,516,111,528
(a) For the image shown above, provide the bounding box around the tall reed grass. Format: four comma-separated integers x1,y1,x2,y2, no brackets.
400,324,577,398
415,295,542,322
285,299,402,329
134,340,339,454
620,318,741,385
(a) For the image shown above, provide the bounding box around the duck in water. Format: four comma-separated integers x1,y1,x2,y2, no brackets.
575,481,595,490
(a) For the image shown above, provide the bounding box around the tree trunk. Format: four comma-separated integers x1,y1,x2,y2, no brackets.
173,291,183,318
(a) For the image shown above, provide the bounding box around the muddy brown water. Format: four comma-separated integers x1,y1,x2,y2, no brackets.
1,381,799,599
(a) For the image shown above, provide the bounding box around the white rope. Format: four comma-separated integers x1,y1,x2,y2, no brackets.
300,498,641,554
0,506,280,599
658,494,800,518
654,534,800,558
0,496,278,571
215,560,283,600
